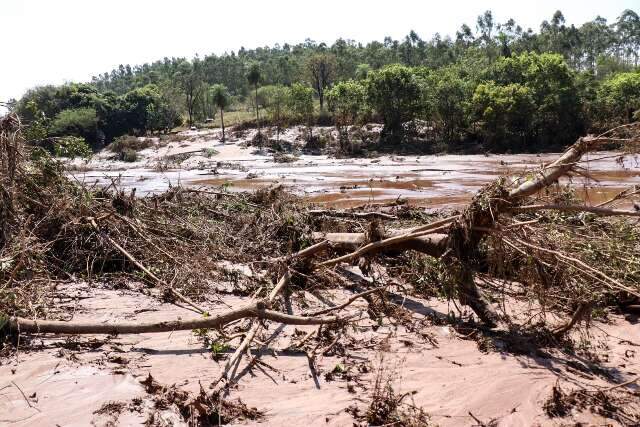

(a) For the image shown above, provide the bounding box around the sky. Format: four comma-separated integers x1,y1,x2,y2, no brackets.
1,0,638,108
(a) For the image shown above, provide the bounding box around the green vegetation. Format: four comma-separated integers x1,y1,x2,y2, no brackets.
10,8,640,153
287,83,315,139
210,84,231,142
365,64,425,143
327,80,367,150
53,136,92,159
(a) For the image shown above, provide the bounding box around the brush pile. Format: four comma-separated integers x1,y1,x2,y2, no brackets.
2,112,640,424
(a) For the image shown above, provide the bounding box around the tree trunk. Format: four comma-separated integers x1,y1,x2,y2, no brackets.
220,108,225,143
255,85,261,138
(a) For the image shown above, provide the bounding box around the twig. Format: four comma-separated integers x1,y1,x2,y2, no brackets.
89,218,206,314
222,271,291,381
306,286,386,316
11,381,40,412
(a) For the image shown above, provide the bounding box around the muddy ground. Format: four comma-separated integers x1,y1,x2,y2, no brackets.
3,126,639,426
2,273,639,426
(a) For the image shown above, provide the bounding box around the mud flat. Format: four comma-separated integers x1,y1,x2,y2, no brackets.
3,280,639,426
71,128,640,209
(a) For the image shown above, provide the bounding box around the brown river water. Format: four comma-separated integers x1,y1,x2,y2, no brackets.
72,134,640,210
189,152,640,209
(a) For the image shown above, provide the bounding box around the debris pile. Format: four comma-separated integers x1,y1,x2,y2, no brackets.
2,112,640,425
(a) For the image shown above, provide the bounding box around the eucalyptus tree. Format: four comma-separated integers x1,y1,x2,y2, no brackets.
305,53,337,111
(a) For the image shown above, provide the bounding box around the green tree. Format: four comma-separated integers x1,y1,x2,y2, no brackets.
354,63,371,80
148,83,183,133
22,100,49,142
365,64,425,143
122,85,162,133
259,85,290,142
247,63,263,137
210,84,231,142
287,83,314,140
50,107,98,141
598,72,640,125
490,52,583,148
615,10,640,66
472,82,536,151
176,61,202,125
326,80,366,151
426,68,473,142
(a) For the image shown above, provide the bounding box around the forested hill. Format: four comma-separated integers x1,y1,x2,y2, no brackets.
91,10,640,96
12,9,640,154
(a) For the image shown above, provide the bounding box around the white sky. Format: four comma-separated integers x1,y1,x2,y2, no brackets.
0,0,637,105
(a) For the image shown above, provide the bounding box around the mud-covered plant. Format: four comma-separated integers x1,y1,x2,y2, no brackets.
357,361,431,427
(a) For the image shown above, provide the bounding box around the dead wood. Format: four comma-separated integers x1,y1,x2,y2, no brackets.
552,303,590,337
222,271,291,380
308,209,398,220
89,218,206,314
7,301,342,335
510,204,640,217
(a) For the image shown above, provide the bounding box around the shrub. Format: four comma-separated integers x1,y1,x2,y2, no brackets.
121,149,139,162
50,107,98,141
109,135,153,153
53,136,92,159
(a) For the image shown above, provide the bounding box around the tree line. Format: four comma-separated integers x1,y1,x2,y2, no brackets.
10,9,640,153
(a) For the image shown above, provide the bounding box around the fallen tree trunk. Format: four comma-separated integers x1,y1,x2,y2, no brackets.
308,209,397,220
509,204,640,217
6,302,342,335
312,231,448,257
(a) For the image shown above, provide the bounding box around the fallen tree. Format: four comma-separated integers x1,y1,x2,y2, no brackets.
1,112,640,342
5,302,343,335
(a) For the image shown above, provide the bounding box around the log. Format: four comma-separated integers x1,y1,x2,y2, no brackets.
319,223,452,268
308,209,397,220
510,204,640,217
508,136,596,200
6,302,341,335
312,230,448,257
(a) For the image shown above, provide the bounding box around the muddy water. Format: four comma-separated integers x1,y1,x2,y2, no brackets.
73,148,640,209
189,152,640,209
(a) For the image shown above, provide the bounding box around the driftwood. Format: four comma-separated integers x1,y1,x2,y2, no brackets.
510,204,640,217
308,209,397,220
7,302,342,335
308,134,640,327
